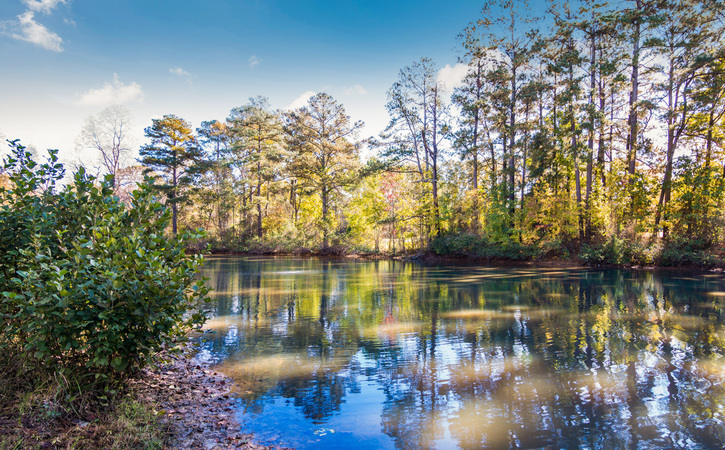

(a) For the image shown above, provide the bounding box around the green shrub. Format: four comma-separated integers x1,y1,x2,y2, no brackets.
578,235,657,265
657,237,724,267
431,233,481,255
0,140,208,377
431,232,541,261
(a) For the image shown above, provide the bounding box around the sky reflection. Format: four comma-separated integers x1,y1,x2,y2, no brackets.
195,257,725,449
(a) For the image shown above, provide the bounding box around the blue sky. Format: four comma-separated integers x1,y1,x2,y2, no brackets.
1,0,485,164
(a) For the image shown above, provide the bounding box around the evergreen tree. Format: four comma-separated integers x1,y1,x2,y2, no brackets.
284,93,363,249
139,114,202,234
196,119,235,234
228,97,284,239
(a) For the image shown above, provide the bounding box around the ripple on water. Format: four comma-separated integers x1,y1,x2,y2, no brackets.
197,257,725,449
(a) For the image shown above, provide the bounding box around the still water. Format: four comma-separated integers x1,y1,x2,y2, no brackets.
194,256,725,449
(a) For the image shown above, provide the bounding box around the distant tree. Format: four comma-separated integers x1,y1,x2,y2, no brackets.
139,115,202,234
650,0,721,235
381,57,448,238
196,119,235,234
75,105,133,187
284,93,363,249
547,3,588,239
228,97,284,239
451,56,487,234
114,164,146,204
460,0,540,218
617,0,664,199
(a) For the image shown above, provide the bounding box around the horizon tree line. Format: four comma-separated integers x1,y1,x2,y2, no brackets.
61,0,725,256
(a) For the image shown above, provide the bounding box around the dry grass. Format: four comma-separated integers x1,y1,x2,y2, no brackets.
0,346,168,450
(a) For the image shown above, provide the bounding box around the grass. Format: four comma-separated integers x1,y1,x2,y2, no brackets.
0,397,167,449
0,346,169,450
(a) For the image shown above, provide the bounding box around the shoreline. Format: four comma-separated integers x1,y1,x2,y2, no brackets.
0,340,276,450
203,249,725,272
133,341,277,450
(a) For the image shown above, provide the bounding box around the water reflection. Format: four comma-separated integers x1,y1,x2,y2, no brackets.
195,256,725,449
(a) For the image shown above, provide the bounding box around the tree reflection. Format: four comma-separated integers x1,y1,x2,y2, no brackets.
276,372,349,423
197,257,725,448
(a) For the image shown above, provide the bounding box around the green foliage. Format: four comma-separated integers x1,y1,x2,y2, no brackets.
81,0,725,265
285,93,363,249
431,232,540,261
242,225,319,254
578,236,657,266
657,237,725,267
668,157,725,245
139,114,204,234
0,140,208,378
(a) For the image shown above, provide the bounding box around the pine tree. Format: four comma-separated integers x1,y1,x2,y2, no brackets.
284,93,363,249
139,114,202,234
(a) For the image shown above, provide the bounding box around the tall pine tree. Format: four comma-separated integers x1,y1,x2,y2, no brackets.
139,114,202,234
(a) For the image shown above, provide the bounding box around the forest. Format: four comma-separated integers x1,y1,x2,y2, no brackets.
77,0,725,266
3,0,725,446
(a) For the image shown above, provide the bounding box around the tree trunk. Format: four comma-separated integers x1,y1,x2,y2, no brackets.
655,62,677,237
521,102,529,211
570,55,583,241
597,69,607,187
321,186,329,249
171,201,178,235
585,28,596,240
509,61,517,219
574,121,583,241
472,60,482,235
706,108,715,168
626,0,642,187
431,85,442,238
172,159,178,235
257,160,263,239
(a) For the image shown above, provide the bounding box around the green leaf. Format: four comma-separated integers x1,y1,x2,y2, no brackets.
110,357,129,372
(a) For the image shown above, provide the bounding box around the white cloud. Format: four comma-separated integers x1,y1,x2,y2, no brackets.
170,66,191,77
78,74,144,107
286,91,316,110
23,0,66,14
437,63,469,91
249,55,261,68
344,84,367,96
11,11,62,52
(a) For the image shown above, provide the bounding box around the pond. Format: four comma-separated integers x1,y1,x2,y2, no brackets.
194,256,725,449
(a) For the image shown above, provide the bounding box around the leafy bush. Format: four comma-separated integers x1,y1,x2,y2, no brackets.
657,237,724,267
0,140,208,377
578,235,657,265
431,232,541,261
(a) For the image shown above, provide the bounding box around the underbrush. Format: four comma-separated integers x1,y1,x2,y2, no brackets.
205,224,381,255
0,346,167,450
432,231,725,268
0,142,209,448
431,233,541,261
657,238,725,267
579,235,725,267
578,236,658,265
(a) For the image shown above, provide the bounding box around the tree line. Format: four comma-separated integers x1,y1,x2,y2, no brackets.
80,0,725,264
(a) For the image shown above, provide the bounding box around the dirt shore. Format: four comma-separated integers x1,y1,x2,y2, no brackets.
132,342,278,450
